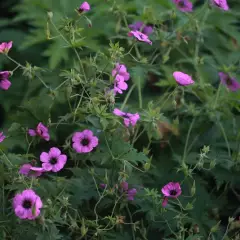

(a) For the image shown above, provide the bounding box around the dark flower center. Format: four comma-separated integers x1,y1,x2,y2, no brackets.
178,0,185,7
81,138,89,146
50,157,58,165
22,199,32,209
226,77,232,86
170,189,177,196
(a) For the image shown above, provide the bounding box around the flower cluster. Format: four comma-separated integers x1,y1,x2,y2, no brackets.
112,63,130,94
113,108,140,127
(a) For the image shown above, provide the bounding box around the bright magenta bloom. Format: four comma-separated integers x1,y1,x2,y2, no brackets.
211,0,229,11
113,108,140,127
173,0,193,12
72,129,99,153
0,71,11,90
19,164,44,177
0,132,5,143
28,122,50,141
162,182,182,198
0,41,12,54
112,63,130,95
173,71,194,86
128,31,152,45
40,147,67,172
13,189,42,220
78,1,90,12
219,72,240,91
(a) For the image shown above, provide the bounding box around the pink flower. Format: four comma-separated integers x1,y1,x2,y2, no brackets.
114,75,128,94
211,0,229,11
78,1,90,12
161,182,181,207
72,129,99,153
120,181,129,191
219,72,240,91
0,132,5,143
0,71,11,90
19,164,44,177
112,63,130,81
0,41,12,54
173,71,194,86
128,31,152,45
40,147,67,172
129,22,153,36
99,183,107,189
173,0,193,12
113,108,140,127
28,122,50,141
13,189,43,220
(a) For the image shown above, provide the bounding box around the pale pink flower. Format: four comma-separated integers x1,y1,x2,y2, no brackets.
173,71,194,86
128,31,152,45
0,41,12,54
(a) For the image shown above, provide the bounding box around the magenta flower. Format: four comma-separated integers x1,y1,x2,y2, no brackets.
0,71,11,90
128,31,152,45
211,0,229,11
99,183,107,189
161,182,182,207
114,75,128,94
72,129,99,153
129,22,153,36
0,41,12,54
78,1,90,12
28,122,50,141
13,189,43,220
173,71,194,86
112,63,130,81
127,188,137,201
113,108,140,127
0,132,5,143
19,164,44,177
219,72,240,91
40,147,67,172
173,0,193,12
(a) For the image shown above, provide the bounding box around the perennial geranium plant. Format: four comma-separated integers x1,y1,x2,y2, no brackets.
0,0,240,239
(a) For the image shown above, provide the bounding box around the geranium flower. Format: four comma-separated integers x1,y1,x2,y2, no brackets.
72,129,99,153
99,183,107,189
28,122,50,141
0,71,11,90
211,0,229,11
120,181,137,201
219,72,240,91
173,71,194,86
0,41,12,54
13,189,43,220
112,63,130,81
113,108,140,127
78,1,90,12
173,0,193,12
40,147,67,172
161,182,182,207
19,164,44,177
129,21,153,36
0,132,5,143
128,31,152,45
114,75,128,94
